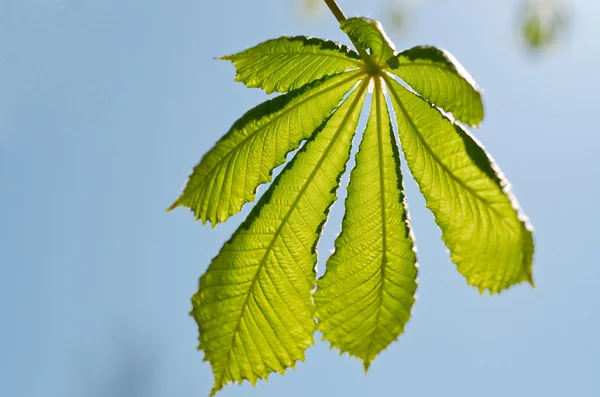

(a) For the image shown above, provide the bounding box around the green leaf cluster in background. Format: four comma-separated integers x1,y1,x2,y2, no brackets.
521,0,568,50
169,16,534,396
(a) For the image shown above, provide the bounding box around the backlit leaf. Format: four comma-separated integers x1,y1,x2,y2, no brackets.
315,78,417,370
191,80,369,395
168,71,363,225
222,36,362,94
341,17,397,67
169,14,536,395
385,76,534,293
390,46,484,126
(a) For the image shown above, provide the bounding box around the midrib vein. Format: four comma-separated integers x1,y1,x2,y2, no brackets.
242,51,363,66
365,78,388,363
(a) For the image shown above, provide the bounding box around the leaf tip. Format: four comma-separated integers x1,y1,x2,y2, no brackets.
363,361,371,373
470,120,482,129
209,382,221,397
166,200,180,212
527,273,536,289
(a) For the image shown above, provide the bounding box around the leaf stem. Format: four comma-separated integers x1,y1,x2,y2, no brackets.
323,0,380,74
323,0,347,23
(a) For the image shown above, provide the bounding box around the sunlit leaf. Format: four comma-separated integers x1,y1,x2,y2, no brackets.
168,71,362,225
386,76,534,293
170,12,535,395
341,17,397,67
222,37,362,94
191,80,369,394
315,78,417,370
390,46,484,126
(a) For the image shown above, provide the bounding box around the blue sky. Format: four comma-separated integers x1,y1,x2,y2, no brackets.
1,0,599,396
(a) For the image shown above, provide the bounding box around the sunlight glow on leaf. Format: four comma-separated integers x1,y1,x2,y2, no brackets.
169,14,535,395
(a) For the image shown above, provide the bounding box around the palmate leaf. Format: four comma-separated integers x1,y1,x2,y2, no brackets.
170,14,535,396
315,79,417,371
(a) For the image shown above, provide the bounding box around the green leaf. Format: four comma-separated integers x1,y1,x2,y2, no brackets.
389,46,484,126
168,71,363,225
315,78,417,370
171,14,536,395
222,36,362,94
191,79,369,395
385,75,534,294
341,17,397,67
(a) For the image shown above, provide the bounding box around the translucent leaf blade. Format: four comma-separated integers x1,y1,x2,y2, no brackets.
169,71,363,225
341,17,397,67
192,80,369,395
385,76,534,294
390,46,484,126
222,36,362,94
315,79,417,370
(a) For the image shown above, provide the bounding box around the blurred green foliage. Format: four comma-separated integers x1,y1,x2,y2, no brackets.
521,0,568,51
300,0,570,52
299,0,323,16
